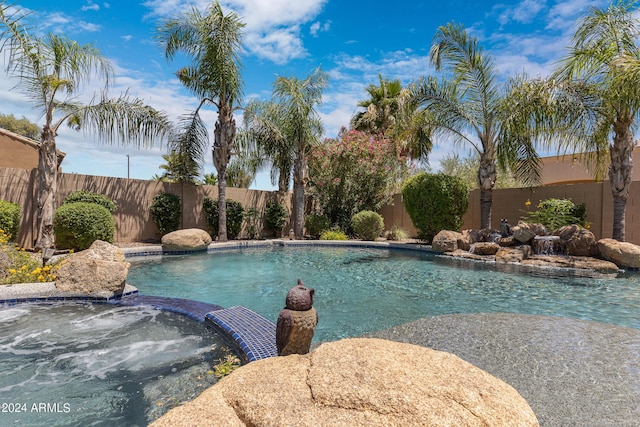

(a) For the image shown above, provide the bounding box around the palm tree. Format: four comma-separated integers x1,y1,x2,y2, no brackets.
155,151,200,183
501,1,640,241
411,22,507,230
242,67,328,238
352,75,432,162
553,1,640,242
351,74,403,135
0,4,170,250
158,0,244,242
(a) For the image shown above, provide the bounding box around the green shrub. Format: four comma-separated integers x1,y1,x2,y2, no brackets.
521,198,588,231
385,225,410,241
305,214,330,239
0,200,20,240
319,229,348,240
264,201,287,235
53,202,115,250
150,192,182,236
402,173,468,243
244,208,261,240
203,198,244,239
63,190,117,213
351,210,384,241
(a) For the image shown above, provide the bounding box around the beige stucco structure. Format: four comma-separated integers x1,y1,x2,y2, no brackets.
0,127,65,170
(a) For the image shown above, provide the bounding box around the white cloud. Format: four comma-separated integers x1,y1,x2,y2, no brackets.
310,20,330,37
498,0,547,25
81,1,100,12
142,0,328,64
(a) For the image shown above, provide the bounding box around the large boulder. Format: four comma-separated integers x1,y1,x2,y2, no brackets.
162,228,212,251
55,240,130,294
554,225,596,256
511,221,546,244
597,238,640,268
470,242,500,255
432,230,464,252
150,338,539,427
495,246,532,264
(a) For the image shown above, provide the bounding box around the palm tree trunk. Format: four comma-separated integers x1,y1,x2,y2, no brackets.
35,126,57,250
477,154,497,230
292,151,306,239
609,121,634,241
213,107,236,242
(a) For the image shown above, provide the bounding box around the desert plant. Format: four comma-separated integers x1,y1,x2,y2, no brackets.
521,198,588,232
305,214,331,239
319,229,348,240
203,198,244,240
0,229,60,284
62,190,117,213
351,210,385,241
264,201,287,236
150,192,182,237
53,202,115,250
402,173,468,243
385,225,410,241
0,200,20,240
244,208,261,240
212,354,241,379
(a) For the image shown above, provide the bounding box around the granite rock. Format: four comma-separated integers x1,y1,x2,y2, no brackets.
432,230,464,252
161,228,212,251
150,338,539,427
597,238,640,268
55,240,130,294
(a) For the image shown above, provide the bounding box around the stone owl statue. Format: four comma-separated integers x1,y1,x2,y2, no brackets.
276,279,318,356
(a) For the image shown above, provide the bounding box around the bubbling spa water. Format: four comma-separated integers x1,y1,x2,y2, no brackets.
0,303,236,427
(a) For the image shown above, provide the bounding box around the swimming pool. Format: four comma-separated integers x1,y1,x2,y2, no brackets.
0,303,237,427
127,245,640,341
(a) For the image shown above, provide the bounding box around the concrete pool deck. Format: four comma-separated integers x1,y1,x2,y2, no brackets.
1,240,639,425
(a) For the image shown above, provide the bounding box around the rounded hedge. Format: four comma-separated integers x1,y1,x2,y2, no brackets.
351,210,384,241
150,192,181,237
304,214,330,239
63,190,117,213
53,202,115,250
203,198,244,240
402,173,468,243
0,200,20,241
264,201,287,234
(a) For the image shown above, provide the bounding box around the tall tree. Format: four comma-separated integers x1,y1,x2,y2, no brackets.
351,75,432,162
411,22,508,229
0,4,170,250
241,67,328,238
501,1,640,241
0,113,40,139
158,0,244,242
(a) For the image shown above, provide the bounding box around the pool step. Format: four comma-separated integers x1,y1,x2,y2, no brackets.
205,306,278,362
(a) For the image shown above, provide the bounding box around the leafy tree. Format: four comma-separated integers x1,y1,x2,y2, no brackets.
158,1,244,242
502,1,640,241
241,67,328,238
0,113,39,139
440,153,522,191
411,23,514,230
0,5,170,250
308,129,408,232
402,173,468,242
203,173,217,185
150,191,181,236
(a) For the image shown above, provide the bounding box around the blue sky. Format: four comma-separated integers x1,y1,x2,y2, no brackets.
0,0,609,189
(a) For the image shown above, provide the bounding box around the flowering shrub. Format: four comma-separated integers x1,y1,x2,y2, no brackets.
0,200,20,241
308,129,409,232
0,229,60,284
520,198,588,231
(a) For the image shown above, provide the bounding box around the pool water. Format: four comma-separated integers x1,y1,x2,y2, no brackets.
127,246,640,341
0,303,236,427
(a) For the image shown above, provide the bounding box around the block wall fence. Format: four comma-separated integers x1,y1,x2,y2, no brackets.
2,167,639,248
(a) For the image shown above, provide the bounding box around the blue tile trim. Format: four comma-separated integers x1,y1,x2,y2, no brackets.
205,306,278,362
